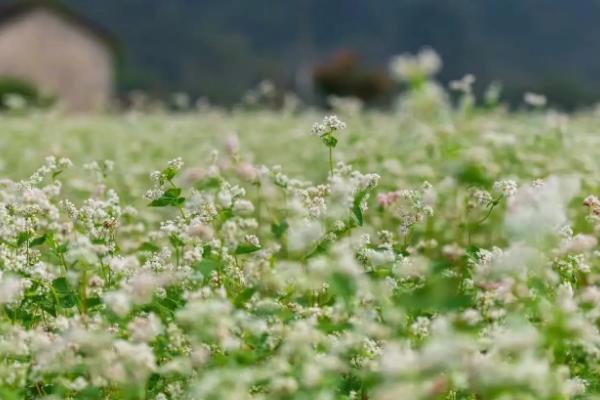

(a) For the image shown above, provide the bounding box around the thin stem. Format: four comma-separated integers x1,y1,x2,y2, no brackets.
58,251,68,274
167,178,187,221
99,258,111,286
255,183,261,218
25,237,30,266
468,196,503,244
473,196,502,225
329,147,334,177
24,218,30,266
35,382,44,397
177,206,186,221
79,266,88,315
474,203,497,225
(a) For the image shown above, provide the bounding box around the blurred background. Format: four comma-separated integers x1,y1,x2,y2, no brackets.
0,0,599,110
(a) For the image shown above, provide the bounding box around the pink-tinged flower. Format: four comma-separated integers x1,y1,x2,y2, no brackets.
237,162,259,182
583,195,600,216
377,191,399,208
224,133,240,155
182,167,205,184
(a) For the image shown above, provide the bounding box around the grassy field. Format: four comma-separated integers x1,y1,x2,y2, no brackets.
2,80,600,399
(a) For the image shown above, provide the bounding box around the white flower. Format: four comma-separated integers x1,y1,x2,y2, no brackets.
167,157,184,171
0,274,24,304
450,74,476,93
104,291,132,317
389,47,442,81
233,199,254,215
287,219,324,253
128,313,163,342
493,180,518,198
311,115,346,137
505,176,580,241
524,92,547,107
244,234,260,248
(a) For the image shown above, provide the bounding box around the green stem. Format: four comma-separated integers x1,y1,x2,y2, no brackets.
177,206,186,221
24,218,30,266
468,196,503,244
328,147,334,177
474,203,496,225
473,197,502,225
99,258,110,286
167,179,187,221
58,251,68,273
80,267,88,315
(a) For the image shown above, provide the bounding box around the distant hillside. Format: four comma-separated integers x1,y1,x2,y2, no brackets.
3,0,600,107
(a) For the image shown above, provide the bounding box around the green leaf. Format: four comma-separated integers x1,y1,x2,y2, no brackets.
195,176,222,190
169,235,184,248
271,220,289,238
52,169,63,179
219,208,234,220
85,296,102,308
52,277,70,294
163,187,181,198
194,257,218,276
52,277,77,308
60,294,77,308
329,272,356,303
30,234,47,247
162,166,177,181
234,287,257,308
352,190,368,226
317,316,351,333
16,310,33,326
455,162,490,186
322,134,338,148
55,243,68,254
305,238,332,259
139,242,160,252
160,292,184,311
40,299,56,317
465,245,480,262
394,276,472,313
149,196,185,207
235,244,261,255
149,197,170,207
148,187,185,207
16,232,30,247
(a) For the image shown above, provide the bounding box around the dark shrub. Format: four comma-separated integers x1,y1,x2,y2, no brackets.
0,77,54,109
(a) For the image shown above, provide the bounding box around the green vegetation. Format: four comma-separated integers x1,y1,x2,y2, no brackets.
2,60,600,399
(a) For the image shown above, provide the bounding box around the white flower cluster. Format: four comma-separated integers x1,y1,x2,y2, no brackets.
389,47,442,82
310,115,346,137
2,75,600,400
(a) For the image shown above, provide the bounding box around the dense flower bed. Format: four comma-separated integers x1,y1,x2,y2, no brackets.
3,54,600,399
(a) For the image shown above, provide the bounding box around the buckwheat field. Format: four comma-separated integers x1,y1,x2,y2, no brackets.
3,54,600,400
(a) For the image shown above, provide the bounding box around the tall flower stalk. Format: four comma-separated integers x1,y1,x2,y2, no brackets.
311,115,346,176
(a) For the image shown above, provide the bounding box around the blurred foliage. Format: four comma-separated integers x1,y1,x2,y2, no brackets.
0,78,54,110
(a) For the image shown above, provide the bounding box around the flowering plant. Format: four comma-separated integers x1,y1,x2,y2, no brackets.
1,65,600,400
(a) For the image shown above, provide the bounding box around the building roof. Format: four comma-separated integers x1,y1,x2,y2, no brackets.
0,0,117,51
